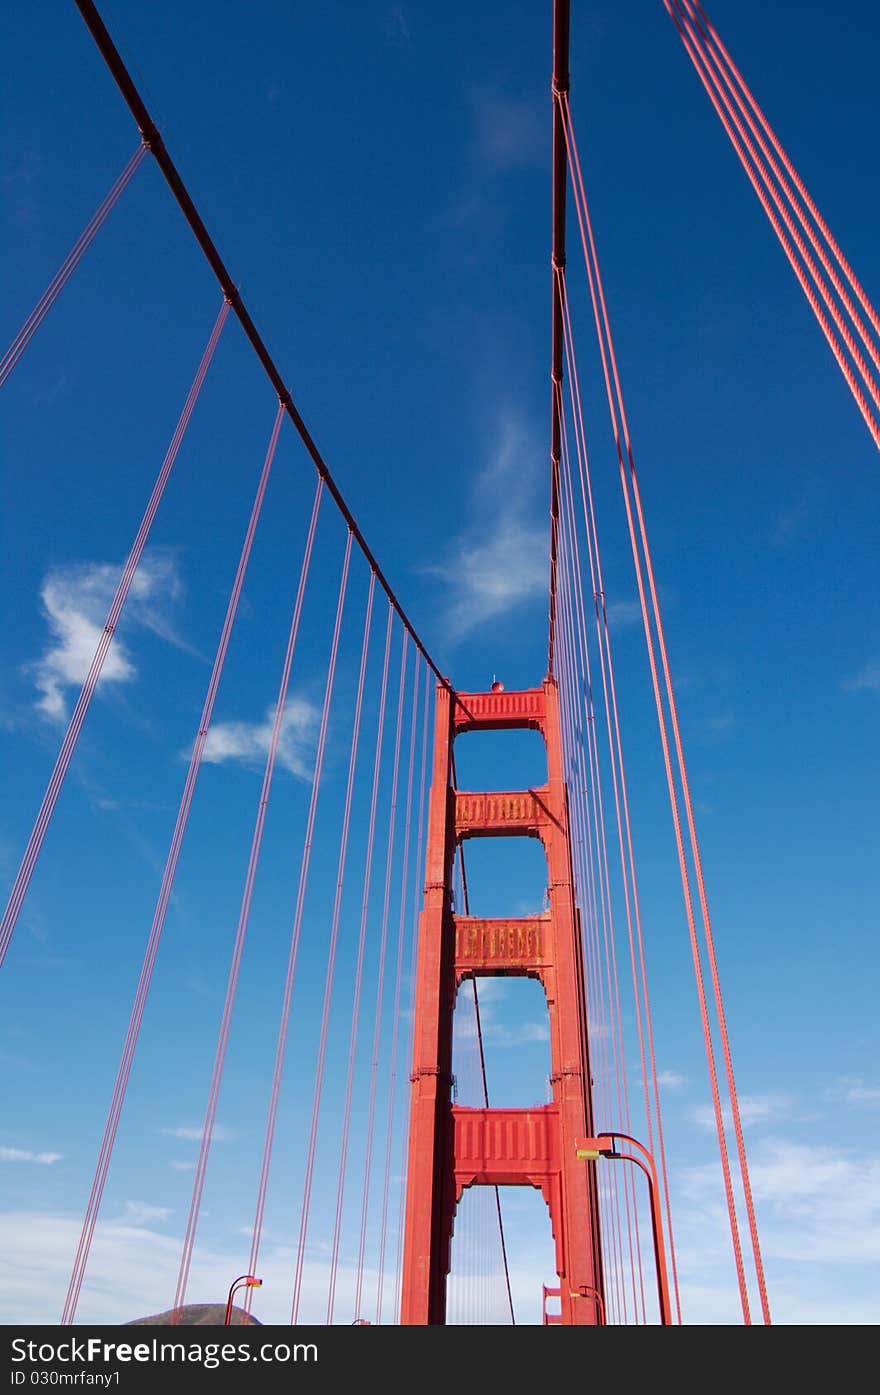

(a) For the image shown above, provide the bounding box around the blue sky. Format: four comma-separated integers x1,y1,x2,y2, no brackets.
1,0,878,1325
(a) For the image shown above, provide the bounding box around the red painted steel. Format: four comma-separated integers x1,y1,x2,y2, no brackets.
400,680,603,1324
454,915,550,983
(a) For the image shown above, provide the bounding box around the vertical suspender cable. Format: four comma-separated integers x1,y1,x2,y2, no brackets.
0,143,147,389
556,531,630,1319
227,530,352,1320
690,0,880,341
172,486,336,1321
290,573,376,1322
558,275,682,1320
1,300,229,976
213,477,327,1305
663,1,880,450
60,392,280,1324
326,603,395,1323
556,415,647,1321
353,634,409,1317
555,548,622,1322
374,656,421,1323
561,91,769,1323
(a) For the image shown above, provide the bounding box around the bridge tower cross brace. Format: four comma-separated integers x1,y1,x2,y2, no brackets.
400,679,604,1324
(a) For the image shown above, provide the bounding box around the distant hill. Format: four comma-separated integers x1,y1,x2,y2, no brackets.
125,1304,261,1326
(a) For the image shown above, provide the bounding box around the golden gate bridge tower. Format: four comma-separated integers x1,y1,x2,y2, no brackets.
401,682,603,1325
3,0,877,1331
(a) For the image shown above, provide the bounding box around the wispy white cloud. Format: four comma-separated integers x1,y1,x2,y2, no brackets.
836,1077,880,1109
0,1210,393,1325
700,709,738,743
169,1160,195,1172
842,657,880,694
471,89,543,170
688,1091,795,1133
384,3,411,47
604,599,643,630
485,1019,550,1047
455,977,550,1050
422,412,547,640
682,1137,880,1268
671,1134,880,1322
771,488,814,547
657,1069,687,1090
28,550,192,722
0,1146,62,1165
121,1201,172,1227
199,697,319,779
159,1124,235,1144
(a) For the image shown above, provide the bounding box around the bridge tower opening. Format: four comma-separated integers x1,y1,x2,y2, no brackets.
400,680,604,1324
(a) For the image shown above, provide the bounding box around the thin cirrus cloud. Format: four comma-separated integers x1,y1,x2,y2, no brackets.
657,1069,687,1090
27,549,193,722
688,1091,795,1133
837,1077,880,1109
0,1146,62,1165
422,413,641,644
421,412,548,641
675,1135,880,1317
159,1124,235,1143
120,1201,172,1227
198,697,319,779
470,88,544,171
842,657,880,694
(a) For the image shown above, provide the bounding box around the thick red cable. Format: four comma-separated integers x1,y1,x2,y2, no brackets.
290,573,376,1322
0,143,147,389
662,3,880,450
690,0,880,342
326,604,395,1323
374,655,421,1324
74,0,448,687
60,393,282,1325
392,664,432,1322
558,279,682,1320
561,91,769,1322
174,521,351,1321
353,634,409,1317
1,300,229,978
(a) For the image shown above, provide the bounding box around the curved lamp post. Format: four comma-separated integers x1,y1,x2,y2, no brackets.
575,1133,672,1325
224,1274,262,1326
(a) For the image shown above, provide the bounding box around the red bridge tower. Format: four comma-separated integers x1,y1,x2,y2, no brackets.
400,680,604,1324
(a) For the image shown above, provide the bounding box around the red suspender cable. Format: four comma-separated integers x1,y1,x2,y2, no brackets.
326,603,395,1324
1,300,229,978
290,573,377,1322
60,394,282,1324
0,143,147,389
353,634,409,1318
560,89,770,1323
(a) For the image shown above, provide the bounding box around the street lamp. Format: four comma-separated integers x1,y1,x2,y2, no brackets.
224,1274,262,1326
575,1132,672,1325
